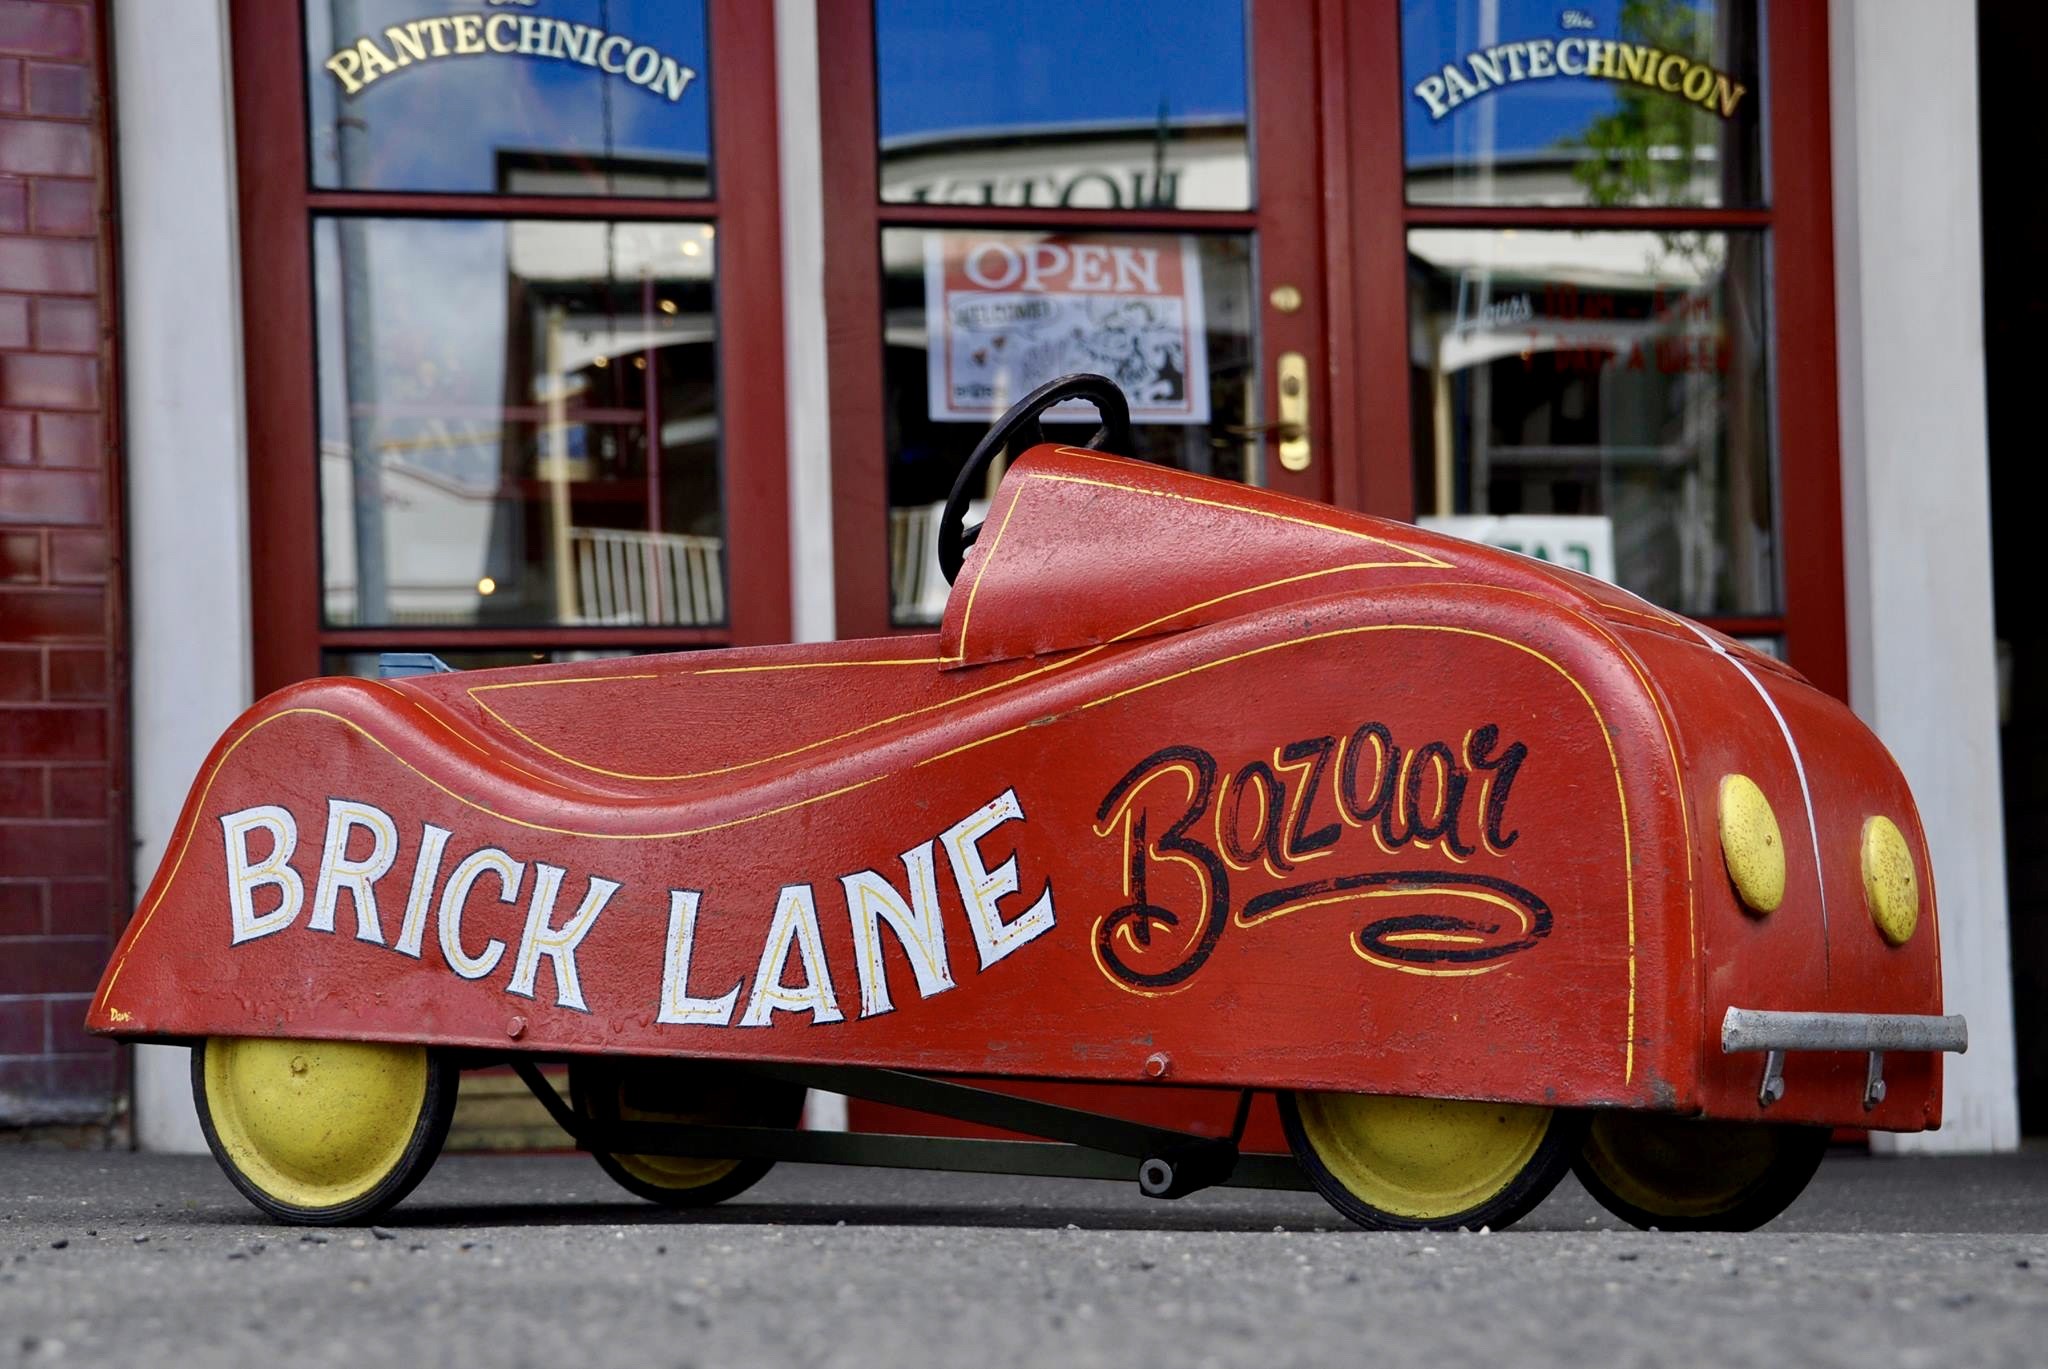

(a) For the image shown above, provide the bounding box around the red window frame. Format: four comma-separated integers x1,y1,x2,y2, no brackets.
817,1,1847,697
229,0,791,695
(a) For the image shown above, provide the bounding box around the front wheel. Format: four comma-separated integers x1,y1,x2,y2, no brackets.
192,1036,458,1225
1280,1091,1583,1231
1573,1113,1830,1231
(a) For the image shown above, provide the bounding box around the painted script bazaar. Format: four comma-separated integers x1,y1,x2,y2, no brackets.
323,12,697,102
1413,37,1747,121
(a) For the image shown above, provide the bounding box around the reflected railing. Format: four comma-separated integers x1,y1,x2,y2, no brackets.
569,527,725,627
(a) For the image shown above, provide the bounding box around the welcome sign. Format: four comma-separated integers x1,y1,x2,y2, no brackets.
322,8,698,102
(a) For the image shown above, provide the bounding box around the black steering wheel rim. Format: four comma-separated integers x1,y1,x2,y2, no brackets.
938,373,1135,585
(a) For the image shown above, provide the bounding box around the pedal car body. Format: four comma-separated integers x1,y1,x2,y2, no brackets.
89,413,1964,1231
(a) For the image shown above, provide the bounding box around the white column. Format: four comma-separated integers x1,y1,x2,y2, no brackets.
114,0,252,1153
1830,0,2018,1151
776,0,844,1131
777,0,836,646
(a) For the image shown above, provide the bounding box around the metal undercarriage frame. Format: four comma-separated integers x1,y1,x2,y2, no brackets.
511,1059,1314,1199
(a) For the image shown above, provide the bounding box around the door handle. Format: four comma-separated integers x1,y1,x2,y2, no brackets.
1219,352,1312,471
1275,351,1310,472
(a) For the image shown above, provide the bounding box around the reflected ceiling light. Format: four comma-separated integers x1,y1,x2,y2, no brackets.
633,356,647,370
476,576,497,596
659,299,678,315
681,240,701,257
593,355,609,369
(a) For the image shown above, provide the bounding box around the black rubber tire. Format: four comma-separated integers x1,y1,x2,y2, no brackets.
191,1038,459,1227
1280,1091,1586,1232
1572,1112,1830,1232
568,1060,805,1209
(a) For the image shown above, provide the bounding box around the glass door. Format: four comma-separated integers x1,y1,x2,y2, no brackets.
233,0,791,692
821,0,1332,636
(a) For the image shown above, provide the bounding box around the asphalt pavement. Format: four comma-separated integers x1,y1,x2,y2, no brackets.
3,1146,2045,1369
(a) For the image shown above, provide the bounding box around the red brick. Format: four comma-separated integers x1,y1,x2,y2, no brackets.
0,291,25,347
0,407,27,461
0,119,88,177
46,529,101,584
0,935,107,993
0,352,96,408
47,763,100,817
0,527,37,581
0,647,35,698
27,176,88,234
34,410,92,465
46,996,104,1054
0,177,20,233
32,295,93,352
0,997,39,1053
0,585,100,639
0,4,87,62
44,531,98,585
45,878,105,934
0,880,41,933
45,646,101,695
45,1050,116,1103
0,824,109,881
0,57,19,113
0,704,103,758
0,466,99,523
0,233,92,291
0,761,39,814
25,61,87,118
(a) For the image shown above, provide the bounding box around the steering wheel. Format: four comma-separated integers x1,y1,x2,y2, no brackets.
938,373,1136,585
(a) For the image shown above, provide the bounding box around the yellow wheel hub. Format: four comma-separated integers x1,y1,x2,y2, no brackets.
202,1037,428,1211
608,1091,740,1191
1294,1093,1552,1220
1578,1113,1792,1221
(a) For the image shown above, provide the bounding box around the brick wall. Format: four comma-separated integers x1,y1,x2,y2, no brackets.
0,0,123,1127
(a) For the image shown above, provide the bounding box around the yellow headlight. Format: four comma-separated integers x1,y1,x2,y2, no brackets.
1861,816,1919,945
1718,774,1786,916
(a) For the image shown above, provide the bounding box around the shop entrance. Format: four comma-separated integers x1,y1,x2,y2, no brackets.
819,1,1847,691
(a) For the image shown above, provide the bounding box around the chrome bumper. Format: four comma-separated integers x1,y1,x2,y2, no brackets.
1720,1007,1969,1110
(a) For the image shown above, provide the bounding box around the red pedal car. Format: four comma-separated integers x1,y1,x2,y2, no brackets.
90,375,1964,1231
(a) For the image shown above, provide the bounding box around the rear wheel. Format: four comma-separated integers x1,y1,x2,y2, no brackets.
1280,1091,1582,1231
568,1061,804,1208
192,1036,457,1225
1573,1113,1829,1231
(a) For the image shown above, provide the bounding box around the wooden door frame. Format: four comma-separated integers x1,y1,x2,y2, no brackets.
228,0,791,696
1337,2,1847,698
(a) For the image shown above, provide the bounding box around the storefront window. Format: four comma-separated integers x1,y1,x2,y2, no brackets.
1402,0,1766,208
1407,228,1775,617
880,227,1256,625
314,218,723,629
304,0,711,197
874,0,1252,211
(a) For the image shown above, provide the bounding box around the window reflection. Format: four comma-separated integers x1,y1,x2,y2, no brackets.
1402,0,1765,208
881,227,1256,625
874,0,1252,212
315,218,723,629
1408,228,1776,616
304,0,711,197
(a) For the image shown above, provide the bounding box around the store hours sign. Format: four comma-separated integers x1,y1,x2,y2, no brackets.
924,233,1210,425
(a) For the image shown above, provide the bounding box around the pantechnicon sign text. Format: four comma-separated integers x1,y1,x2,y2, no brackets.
1413,36,1747,121
323,12,697,102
